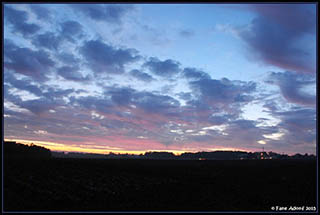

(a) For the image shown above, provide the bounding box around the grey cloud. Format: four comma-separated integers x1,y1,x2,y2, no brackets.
104,86,181,115
4,72,43,97
189,77,256,106
239,4,316,74
60,21,85,42
70,95,113,114
80,39,140,74
56,52,80,65
266,71,315,106
57,66,90,82
19,98,64,115
176,92,192,101
4,5,40,36
30,4,52,21
14,87,75,114
133,91,181,114
32,32,62,51
108,87,135,106
42,87,75,100
71,4,134,24
179,29,195,38
129,69,155,82
270,108,316,146
4,41,55,82
208,115,230,125
143,57,181,78
182,67,211,80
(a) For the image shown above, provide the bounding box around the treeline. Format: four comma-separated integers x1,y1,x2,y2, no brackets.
3,141,51,160
104,150,316,160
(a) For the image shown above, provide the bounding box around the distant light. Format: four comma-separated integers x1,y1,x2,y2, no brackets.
258,140,267,145
263,132,284,140
34,130,47,135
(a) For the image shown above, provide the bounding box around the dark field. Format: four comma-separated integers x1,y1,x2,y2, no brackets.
3,158,317,212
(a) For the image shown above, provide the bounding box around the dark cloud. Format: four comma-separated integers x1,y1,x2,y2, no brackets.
208,115,230,125
30,4,52,20
56,52,80,65
21,87,74,114
230,119,257,130
143,57,181,78
60,21,84,42
240,4,316,74
4,5,40,36
4,72,43,97
133,91,181,114
71,4,134,24
189,77,256,107
248,4,316,35
80,39,140,74
176,92,192,101
103,86,181,115
108,87,135,106
3,83,23,105
179,29,195,38
129,69,155,82
270,108,316,146
57,66,90,82
4,84,74,115
42,87,75,100
19,98,63,115
4,40,55,82
32,32,62,51
265,71,315,106
182,67,211,80
70,95,113,114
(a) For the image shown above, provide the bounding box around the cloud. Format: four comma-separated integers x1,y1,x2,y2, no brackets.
18,87,74,115
70,95,114,114
267,107,316,147
239,4,316,74
30,4,52,21
265,71,316,106
60,21,85,42
179,29,195,38
4,72,43,97
103,86,181,115
80,39,141,74
189,77,256,109
4,40,55,82
70,4,134,24
107,87,135,106
129,69,155,82
19,98,63,115
57,66,90,82
4,5,40,36
143,57,181,78
55,52,80,65
182,67,211,80
32,32,62,51
133,91,181,114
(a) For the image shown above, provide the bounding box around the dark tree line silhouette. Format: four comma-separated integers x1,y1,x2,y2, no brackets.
3,141,51,160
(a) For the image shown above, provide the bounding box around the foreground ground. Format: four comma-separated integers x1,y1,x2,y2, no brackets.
3,158,317,212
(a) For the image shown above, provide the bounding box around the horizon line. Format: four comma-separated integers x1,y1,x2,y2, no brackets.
4,138,315,156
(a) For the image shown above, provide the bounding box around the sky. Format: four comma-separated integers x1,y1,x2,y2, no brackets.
3,3,317,155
